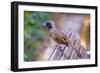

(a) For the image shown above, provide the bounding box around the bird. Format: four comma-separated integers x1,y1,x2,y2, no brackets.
43,20,82,58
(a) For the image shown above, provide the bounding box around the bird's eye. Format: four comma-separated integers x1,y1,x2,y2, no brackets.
46,22,52,29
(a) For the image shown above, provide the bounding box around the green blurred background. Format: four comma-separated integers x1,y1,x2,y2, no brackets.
24,11,51,61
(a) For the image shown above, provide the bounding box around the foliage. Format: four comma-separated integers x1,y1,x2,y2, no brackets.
24,11,51,61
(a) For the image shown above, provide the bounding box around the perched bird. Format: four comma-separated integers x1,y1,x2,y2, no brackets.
43,20,82,58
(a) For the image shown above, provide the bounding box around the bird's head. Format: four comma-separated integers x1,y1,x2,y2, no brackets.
43,20,56,31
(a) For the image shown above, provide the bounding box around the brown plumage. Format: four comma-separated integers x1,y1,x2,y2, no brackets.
50,29,69,46
43,20,82,58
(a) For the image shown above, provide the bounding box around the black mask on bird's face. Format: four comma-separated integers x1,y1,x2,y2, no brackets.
45,22,52,30
43,20,55,31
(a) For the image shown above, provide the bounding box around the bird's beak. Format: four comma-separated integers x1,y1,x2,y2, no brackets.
41,23,48,30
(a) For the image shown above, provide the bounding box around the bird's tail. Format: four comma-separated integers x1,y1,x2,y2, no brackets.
67,43,82,58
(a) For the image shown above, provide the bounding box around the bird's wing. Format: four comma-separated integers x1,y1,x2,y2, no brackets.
54,31,68,44
62,32,70,42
